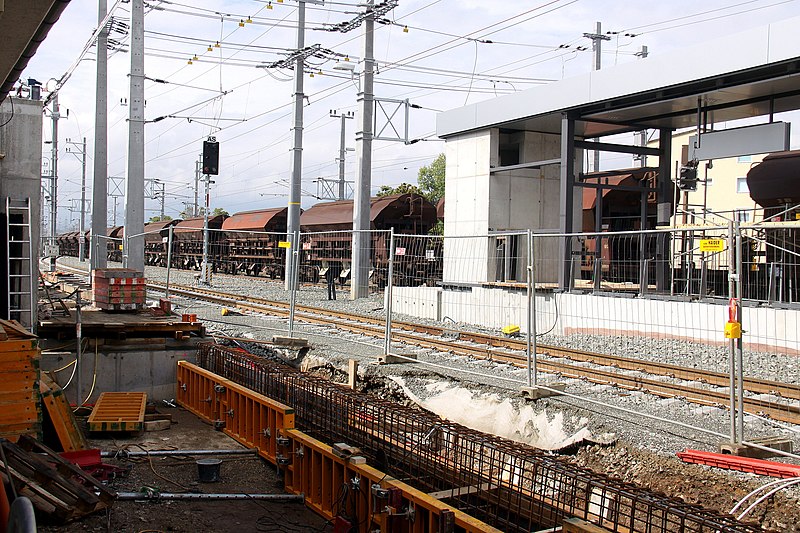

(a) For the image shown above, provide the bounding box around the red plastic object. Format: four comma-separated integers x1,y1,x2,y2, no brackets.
60,449,129,482
332,516,353,533
678,449,800,478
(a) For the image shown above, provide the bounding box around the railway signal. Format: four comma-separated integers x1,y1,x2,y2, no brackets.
202,137,219,175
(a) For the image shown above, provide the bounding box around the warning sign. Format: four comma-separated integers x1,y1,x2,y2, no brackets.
395,247,406,256
699,239,725,252
278,241,291,249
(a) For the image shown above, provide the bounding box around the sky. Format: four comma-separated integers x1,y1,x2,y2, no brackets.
20,0,800,230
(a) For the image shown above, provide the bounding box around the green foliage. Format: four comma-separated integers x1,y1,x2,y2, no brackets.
376,154,446,203
178,207,229,218
417,153,445,204
148,215,172,223
376,183,421,197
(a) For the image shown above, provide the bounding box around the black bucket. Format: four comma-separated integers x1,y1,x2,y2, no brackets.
196,458,222,482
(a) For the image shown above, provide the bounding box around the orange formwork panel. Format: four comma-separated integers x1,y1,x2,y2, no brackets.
177,361,295,465
88,392,147,433
176,361,502,533
39,375,88,452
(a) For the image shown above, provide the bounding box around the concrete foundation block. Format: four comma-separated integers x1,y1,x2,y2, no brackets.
144,419,171,431
719,436,794,458
271,336,310,348
521,382,566,400
377,353,418,364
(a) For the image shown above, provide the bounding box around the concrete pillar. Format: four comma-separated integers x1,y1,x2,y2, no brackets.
91,0,109,270
124,0,145,271
558,113,576,290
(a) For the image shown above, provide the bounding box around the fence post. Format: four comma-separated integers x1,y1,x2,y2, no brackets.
727,221,737,444
384,229,395,356
165,225,174,299
288,230,300,338
526,230,538,387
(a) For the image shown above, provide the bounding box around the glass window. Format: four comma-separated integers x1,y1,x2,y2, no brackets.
737,155,752,163
735,209,751,223
736,177,749,193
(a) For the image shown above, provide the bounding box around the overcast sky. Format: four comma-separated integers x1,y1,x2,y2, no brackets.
21,0,800,229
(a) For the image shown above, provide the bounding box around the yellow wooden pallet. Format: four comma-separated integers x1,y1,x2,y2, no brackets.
87,392,147,433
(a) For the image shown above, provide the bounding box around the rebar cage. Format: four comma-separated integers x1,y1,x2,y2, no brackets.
198,343,767,533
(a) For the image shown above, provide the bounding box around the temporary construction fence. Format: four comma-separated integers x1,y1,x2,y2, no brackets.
190,343,767,533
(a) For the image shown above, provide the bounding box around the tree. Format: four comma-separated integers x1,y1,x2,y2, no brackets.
377,183,421,197
179,207,229,218
417,153,445,204
376,154,446,201
148,215,172,223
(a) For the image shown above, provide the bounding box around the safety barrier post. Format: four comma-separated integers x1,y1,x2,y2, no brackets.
735,221,745,442
384,228,395,356
165,225,174,298
526,230,534,386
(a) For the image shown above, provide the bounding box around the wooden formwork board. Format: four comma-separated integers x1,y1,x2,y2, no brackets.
176,361,502,533
0,320,41,443
88,392,147,432
39,375,88,451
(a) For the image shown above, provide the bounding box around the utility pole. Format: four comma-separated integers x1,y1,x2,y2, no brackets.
285,1,307,291
330,110,354,200
351,0,376,299
92,0,109,270
66,137,88,261
199,173,212,285
635,45,649,167
583,22,609,172
124,0,145,271
49,95,60,270
194,157,201,216
159,181,165,220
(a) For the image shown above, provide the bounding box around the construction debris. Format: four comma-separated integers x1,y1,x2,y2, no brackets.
91,268,145,311
0,435,116,522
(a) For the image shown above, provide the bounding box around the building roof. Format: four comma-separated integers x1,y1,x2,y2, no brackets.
437,17,800,140
1,1,71,101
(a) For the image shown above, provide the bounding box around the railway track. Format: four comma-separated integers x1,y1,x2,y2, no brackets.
52,264,800,425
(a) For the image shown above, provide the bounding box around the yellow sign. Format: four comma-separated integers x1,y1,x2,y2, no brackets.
278,241,291,249
699,239,725,252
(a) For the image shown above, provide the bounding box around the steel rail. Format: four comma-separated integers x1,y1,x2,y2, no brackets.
49,265,800,425
145,280,800,425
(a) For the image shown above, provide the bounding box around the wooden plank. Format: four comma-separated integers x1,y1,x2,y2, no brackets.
0,320,36,339
0,340,37,353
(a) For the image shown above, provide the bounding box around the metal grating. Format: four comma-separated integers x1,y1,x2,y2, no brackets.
198,343,770,533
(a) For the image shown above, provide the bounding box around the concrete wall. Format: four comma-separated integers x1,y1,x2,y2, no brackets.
390,286,800,353
0,96,43,326
443,128,579,285
40,339,200,403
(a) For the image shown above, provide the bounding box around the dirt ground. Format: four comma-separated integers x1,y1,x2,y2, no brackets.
39,408,329,533
569,443,800,533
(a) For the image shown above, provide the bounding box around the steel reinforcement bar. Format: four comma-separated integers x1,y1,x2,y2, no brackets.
190,343,769,533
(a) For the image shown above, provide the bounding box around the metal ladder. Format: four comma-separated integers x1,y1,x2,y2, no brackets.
6,197,35,329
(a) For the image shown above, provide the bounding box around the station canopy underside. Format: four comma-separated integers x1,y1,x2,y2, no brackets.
437,16,800,140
